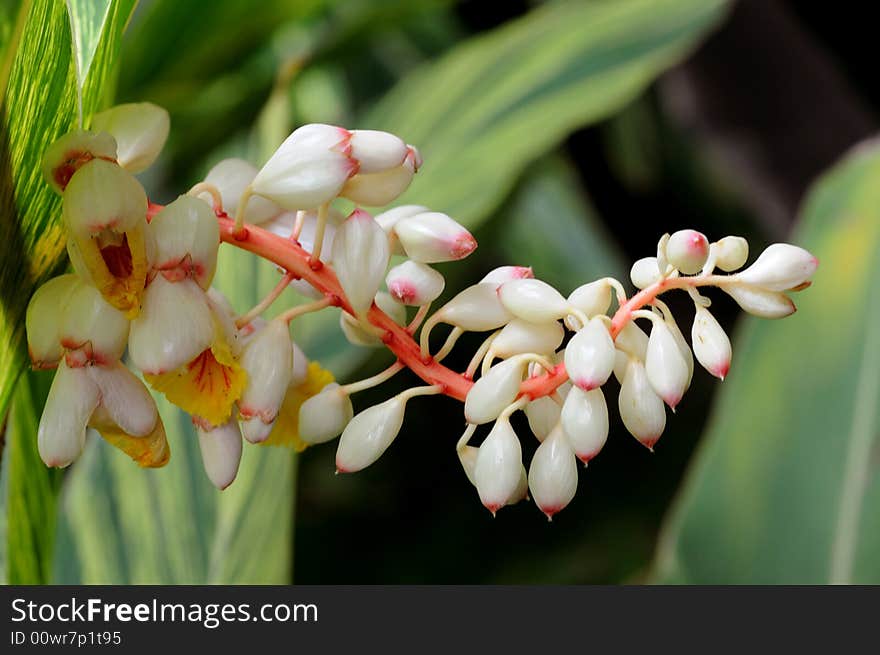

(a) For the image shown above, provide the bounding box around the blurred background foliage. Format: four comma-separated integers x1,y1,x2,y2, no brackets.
1,0,878,584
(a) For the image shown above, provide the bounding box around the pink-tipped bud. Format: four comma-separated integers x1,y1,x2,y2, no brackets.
645,319,690,410
490,319,564,360
566,280,612,329
386,260,445,305
474,417,523,514
38,361,100,467
202,158,282,224
196,417,243,490
618,358,666,450
734,243,818,291
336,396,406,473
90,102,170,174
630,257,661,289
149,195,220,289
479,266,534,286
239,320,294,443
498,279,568,323
564,317,615,391
528,425,578,519
393,211,477,263
331,209,390,314
465,355,529,425
436,283,513,332
666,229,709,274
722,282,796,318
339,150,417,206
348,129,409,174
714,236,749,272
691,306,731,380
560,386,608,464
298,383,353,445
251,123,356,210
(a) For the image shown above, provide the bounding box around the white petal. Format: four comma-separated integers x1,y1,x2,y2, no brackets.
290,342,309,387
630,257,661,289
374,204,428,233
90,102,170,173
202,158,282,224
525,395,562,442
239,319,293,430
464,356,527,425
340,291,405,347
26,274,81,367
714,236,749,272
618,358,666,449
62,159,147,238
436,283,513,332
479,266,533,286
734,243,818,291
331,209,390,314
490,319,564,359
241,417,274,445
349,129,409,174
560,386,608,463
645,320,690,409
691,306,732,379
458,444,479,486
722,282,796,318
564,317,615,391
336,396,406,472
566,280,612,328
298,383,353,444
339,155,415,207
528,425,578,519
393,211,477,263
386,260,445,305
38,361,99,467
60,281,130,362
474,417,523,513
196,418,243,490
498,279,568,323
149,195,220,289
87,361,158,437
41,130,117,193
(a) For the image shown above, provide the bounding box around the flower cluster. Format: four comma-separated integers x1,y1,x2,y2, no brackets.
27,104,817,517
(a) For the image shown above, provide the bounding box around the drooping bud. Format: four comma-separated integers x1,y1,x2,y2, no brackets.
564,317,615,391
90,102,170,173
666,229,709,274
566,280,612,330
662,312,694,391
645,319,690,410
714,236,749,272
298,383,354,445
202,158,282,224
348,129,409,173
464,355,528,425
525,391,564,442
86,361,159,439
528,425,578,519
41,130,117,193
498,279,568,323
148,195,220,289
340,291,405,347
251,123,356,210
722,282,796,318
393,212,477,263
339,148,417,206
26,274,80,368
195,417,243,490
331,209,391,314
38,361,100,467
560,386,608,464
60,281,130,365
386,260,445,305
490,319,564,360
239,319,294,443
435,283,513,332
336,395,406,472
691,306,732,380
630,256,661,289
734,243,818,291
474,416,523,514
618,358,666,450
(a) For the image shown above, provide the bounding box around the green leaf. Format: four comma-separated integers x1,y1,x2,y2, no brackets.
362,0,730,229
493,155,627,288
653,140,880,584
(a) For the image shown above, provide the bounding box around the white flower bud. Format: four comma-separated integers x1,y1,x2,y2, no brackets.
480,266,534,286
566,280,612,329
129,276,214,375
714,236,749,272
528,425,578,519
734,243,818,291
666,229,709,274
458,443,479,486
340,291,405,347
435,283,513,332
498,278,568,323
202,158,282,224
26,274,80,368
41,130,117,193
196,417,243,490
86,361,159,438
564,317,615,391
560,386,608,464
332,209,391,314
613,321,649,383
90,102,170,173
251,123,357,210
60,281,130,363
645,319,690,409
722,282,796,318
149,195,220,289
474,417,523,514
393,212,477,263
509,465,530,506
664,313,694,391
239,320,294,443
336,395,406,472
386,260,445,305
62,159,147,239
339,151,416,206
490,319,564,359
464,355,528,425
298,383,353,445
525,386,567,442
630,256,661,289
619,358,666,450
348,129,409,174
374,204,428,233
38,361,100,467
691,306,731,380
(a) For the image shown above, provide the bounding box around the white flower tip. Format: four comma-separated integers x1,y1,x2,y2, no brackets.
241,417,273,444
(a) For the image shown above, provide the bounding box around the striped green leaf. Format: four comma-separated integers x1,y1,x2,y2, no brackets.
362,0,730,229
654,140,880,584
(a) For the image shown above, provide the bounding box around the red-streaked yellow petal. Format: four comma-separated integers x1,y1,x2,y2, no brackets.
90,410,170,468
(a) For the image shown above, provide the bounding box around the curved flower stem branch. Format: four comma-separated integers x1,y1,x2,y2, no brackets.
235,271,295,328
